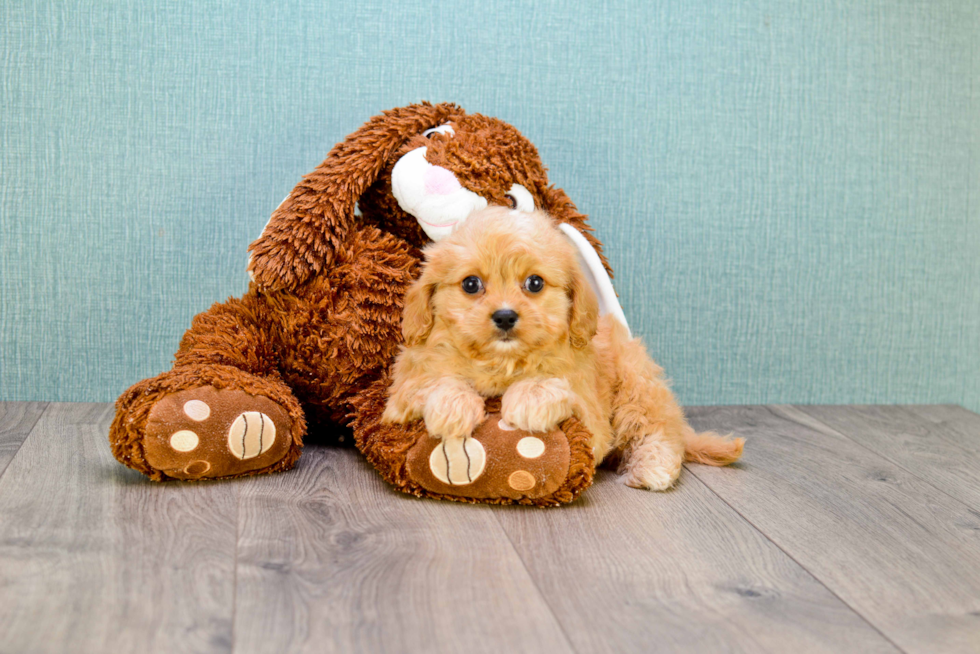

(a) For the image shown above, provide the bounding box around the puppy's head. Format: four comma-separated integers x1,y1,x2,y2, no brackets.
403,207,599,358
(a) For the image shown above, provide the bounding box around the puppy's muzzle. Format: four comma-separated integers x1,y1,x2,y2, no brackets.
492,309,519,332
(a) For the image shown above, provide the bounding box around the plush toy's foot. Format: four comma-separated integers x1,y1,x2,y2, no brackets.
142,386,294,480
110,365,305,481
351,377,596,506
404,414,573,500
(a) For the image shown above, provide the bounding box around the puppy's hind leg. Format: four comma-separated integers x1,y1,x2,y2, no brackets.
618,429,686,491
606,328,687,491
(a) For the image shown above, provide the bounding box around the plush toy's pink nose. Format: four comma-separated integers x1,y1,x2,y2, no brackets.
423,165,462,195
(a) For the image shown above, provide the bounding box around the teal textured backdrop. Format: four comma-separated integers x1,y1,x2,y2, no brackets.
2,1,978,411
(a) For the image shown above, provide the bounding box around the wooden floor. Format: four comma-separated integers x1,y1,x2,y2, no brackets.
1,403,979,653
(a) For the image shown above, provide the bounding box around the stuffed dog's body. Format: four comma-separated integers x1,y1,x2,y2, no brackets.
110,103,608,504
384,208,743,490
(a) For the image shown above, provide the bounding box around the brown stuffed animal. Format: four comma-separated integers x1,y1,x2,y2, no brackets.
110,102,612,505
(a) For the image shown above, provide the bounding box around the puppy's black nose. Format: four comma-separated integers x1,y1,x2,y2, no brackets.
492,309,519,331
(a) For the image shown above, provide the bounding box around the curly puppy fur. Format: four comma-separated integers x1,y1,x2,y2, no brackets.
384,207,743,490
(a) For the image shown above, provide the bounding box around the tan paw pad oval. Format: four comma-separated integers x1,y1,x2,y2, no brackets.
227,412,276,460
429,437,486,486
508,470,536,492
516,436,545,458
182,400,211,421
183,460,211,476
170,430,199,452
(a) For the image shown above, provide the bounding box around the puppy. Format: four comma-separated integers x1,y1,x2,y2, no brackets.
382,207,743,490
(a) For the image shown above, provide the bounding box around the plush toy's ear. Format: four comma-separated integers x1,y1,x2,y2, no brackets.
248,102,465,291
540,185,613,278
401,267,438,347
568,260,600,349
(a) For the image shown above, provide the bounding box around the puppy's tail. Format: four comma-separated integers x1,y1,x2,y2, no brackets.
683,430,744,466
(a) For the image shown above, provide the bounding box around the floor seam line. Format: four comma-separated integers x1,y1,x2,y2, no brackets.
491,510,583,654
684,459,909,654
789,404,980,514
230,481,241,654
0,402,50,482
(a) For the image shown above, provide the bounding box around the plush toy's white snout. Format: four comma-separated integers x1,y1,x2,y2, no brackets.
391,147,541,242
422,165,462,196
391,124,539,241
391,146,488,241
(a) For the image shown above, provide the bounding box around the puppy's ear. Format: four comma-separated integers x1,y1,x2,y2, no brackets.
248,102,465,292
402,266,439,347
568,264,600,349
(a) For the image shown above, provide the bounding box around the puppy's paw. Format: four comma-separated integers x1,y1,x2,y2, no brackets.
618,433,683,491
502,378,574,433
382,397,416,425
620,467,677,492
423,378,486,441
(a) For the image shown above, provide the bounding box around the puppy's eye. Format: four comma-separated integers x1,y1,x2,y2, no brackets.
461,276,484,295
523,275,544,293
504,194,518,209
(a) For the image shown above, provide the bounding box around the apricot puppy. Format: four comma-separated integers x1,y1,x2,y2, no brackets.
383,207,743,490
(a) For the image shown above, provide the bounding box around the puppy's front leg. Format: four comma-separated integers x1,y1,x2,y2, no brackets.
501,377,574,433
422,377,486,441
382,366,428,424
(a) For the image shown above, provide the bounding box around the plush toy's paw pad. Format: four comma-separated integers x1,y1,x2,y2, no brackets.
143,387,292,480
428,437,487,485
227,411,277,460
406,414,570,500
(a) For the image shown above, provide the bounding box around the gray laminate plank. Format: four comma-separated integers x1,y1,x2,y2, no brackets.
0,402,48,477
493,468,901,654
233,445,573,654
795,404,980,512
0,403,239,654
686,405,980,654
